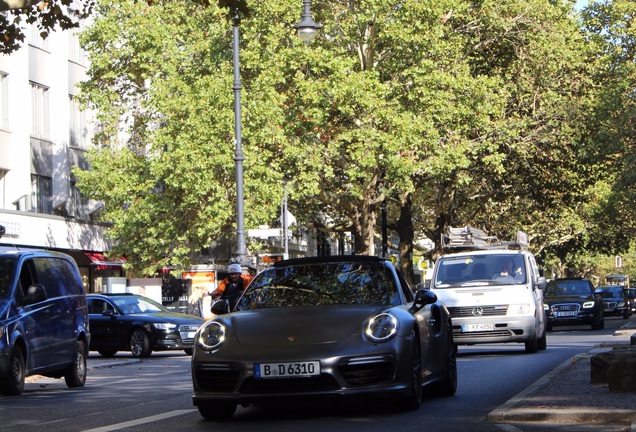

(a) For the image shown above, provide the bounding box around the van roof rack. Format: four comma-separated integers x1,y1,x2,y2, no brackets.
441,225,528,252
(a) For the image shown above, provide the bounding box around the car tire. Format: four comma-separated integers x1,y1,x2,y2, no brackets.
184,348,193,355
525,334,538,354
64,341,87,388
537,328,547,351
592,309,604,330
130,329,152,358
401,329,423,410
431,320,458,397
97,348,118,357
1,345,25,396
197,401,237,420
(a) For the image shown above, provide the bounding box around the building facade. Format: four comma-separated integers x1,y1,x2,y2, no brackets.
0,19,123,292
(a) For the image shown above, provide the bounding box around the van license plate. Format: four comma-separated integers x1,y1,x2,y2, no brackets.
462,323,494,332
254,361,320,379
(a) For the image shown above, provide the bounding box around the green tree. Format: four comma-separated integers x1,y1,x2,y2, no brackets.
75,0,625,280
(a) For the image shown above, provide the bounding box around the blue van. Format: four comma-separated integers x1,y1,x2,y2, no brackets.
0,247,90,395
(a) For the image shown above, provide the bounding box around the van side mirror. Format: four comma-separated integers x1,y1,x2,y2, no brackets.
416,281,429,290
25,284,47,304
535,276,547,290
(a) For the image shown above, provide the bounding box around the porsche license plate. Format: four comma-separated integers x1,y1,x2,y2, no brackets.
254,361,320,379
462,323,494,332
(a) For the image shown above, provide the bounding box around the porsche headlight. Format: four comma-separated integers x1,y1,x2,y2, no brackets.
197,321,226,351
582,301,595,309
507,304,532,315
365,313,399,343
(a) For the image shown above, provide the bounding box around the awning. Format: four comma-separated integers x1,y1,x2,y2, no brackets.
84,252,125,270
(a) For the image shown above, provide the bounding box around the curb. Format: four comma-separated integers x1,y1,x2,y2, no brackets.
487,329,636,424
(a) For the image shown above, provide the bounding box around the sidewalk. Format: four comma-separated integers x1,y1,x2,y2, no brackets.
487,322,636,425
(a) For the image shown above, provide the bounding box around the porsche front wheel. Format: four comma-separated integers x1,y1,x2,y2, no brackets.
431,320,457,397
402,329,422,410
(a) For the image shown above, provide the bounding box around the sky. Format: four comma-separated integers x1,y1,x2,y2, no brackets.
576,0,588,10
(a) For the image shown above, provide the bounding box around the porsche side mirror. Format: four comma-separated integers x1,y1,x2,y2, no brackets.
212,299,230,315
410,289,437,313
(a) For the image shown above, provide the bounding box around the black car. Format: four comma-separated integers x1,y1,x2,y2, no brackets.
595,286,631,319
544,278,604,331
192,255,457,420
87,293,204,358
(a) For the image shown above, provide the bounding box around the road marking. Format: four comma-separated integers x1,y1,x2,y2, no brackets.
82,409,197,431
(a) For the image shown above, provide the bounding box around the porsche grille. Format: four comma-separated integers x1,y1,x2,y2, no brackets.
338,355,394,386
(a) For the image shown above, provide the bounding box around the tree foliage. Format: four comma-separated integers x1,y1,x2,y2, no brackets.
74,0,636,280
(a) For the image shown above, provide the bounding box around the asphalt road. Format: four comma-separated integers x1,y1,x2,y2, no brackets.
0,316,633,432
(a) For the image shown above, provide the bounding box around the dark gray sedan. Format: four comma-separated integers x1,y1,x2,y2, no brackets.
191,255,457,420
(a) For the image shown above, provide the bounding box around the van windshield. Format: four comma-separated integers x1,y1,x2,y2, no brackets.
433,254,526,288
0,257,16,301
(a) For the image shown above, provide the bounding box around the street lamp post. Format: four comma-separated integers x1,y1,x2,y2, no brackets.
231,2,321,265
294,0,322,43
231,8,247,265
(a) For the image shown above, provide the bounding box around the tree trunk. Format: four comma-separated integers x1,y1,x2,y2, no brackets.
396,193,416,285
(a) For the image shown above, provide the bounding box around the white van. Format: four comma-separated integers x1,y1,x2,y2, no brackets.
427,226,547,353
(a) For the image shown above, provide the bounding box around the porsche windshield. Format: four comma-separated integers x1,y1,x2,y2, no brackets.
433,254,527,288
237,262,399,310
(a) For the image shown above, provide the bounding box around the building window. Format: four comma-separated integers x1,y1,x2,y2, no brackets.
69,95,87,148
31,175,52,214
31,82,50,139
0,72,7,129
29,23,49,50
69,30,87,64
69,181,88,220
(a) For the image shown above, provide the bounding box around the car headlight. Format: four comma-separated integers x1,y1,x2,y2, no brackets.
153,323,177,331
582,301,595,309
197,321,226,351
365,313,399,343
543,304,549,311
507,304,532,315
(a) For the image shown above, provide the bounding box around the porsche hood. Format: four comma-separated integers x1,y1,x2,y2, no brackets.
222,305,386,347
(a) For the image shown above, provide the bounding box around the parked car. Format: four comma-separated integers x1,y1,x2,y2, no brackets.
544,278,604,331
595,286,631,318
626,287,636,313
86,293,204,358
0,248,90,395
192,255,457,420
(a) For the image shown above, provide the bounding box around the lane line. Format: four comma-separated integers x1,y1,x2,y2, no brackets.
82,409,197,431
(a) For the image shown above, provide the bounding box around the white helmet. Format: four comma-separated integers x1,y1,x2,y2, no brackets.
228,263,242,274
